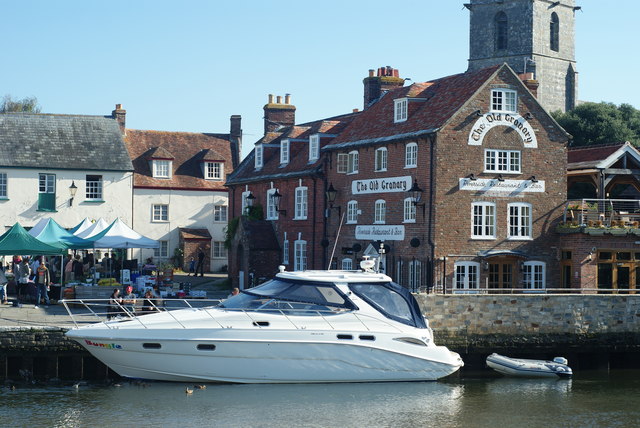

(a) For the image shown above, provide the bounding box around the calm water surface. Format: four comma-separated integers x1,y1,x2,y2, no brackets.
3,370,639,428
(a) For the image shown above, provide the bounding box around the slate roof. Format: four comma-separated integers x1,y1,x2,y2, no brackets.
567,142,629,168
0,113,133,171
179,228,212,240
124,129,234,190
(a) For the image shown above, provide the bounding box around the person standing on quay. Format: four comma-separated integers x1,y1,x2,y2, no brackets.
195,248,205,277
17,258,31,302
34,260,50,308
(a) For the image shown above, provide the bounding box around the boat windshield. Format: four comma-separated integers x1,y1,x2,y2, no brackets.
348,282,427,328
220,278,357,310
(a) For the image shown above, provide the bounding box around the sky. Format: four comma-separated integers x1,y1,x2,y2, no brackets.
3,0,639,161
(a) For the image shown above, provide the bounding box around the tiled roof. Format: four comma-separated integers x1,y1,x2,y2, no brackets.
324,65,502,149
0,113,132,171
179,228,212,240
567,142,628,167
241,218,280,250
125,129,234,190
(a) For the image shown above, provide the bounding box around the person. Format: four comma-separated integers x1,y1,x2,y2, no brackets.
227,287,240,299
34,260,51,308
64,254,74,283
72,254,84,282
195,248,205,277
111,253,122,281
141,290,160,314
17,258,31,303
0,267,8,304
122,285,137,316
30,256,42,281
107,288,122,320
187,257,196,276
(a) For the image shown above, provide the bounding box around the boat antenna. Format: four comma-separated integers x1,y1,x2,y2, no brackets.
327,210,346,270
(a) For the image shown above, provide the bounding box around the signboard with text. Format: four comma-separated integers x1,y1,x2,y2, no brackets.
355,225,405,241
459,177,545,194
352,176,412,195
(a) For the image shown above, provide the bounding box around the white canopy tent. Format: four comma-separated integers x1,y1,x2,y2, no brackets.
70,217,93,235
75,218,111,239
92,218,160,249
28,218,51,237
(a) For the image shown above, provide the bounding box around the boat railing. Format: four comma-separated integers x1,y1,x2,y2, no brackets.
60,298,406,333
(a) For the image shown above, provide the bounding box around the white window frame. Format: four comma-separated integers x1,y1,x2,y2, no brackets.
294,239,307,271
346,200,358,224
347,150,359,174
0,172,6,198
294,186,308,220
309,134,320,162
241,190,250,214
454,262,480,293
374,199,386,224
266,188,278,220
214,205,228,222
152,204,169,222
39,173,55,194
508,202,532,240
472,202,496,239
337,153,348,173
205,161,224,180
491,89,517,113
280,139,290,165
154,240,169,258
85,175,103,200
375,147,388,172
213,241,227,259
153,160,171,179
255,144,264,169
342,258,353,270
484,149,521,173
523,261,546,292
283,238,289,265
405,142,417,168
403,197,416,223
394,98,408,123
408,260,421,292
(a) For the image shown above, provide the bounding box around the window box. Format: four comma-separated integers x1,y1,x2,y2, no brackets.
556,223,583,234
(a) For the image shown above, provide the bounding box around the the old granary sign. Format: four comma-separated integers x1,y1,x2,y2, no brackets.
459,177,545,194
352,176,412,195
468,112,537,148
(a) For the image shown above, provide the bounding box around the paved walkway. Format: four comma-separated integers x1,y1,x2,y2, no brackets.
0,273,229,329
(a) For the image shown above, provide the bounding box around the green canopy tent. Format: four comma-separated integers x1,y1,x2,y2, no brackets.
0,223,64,255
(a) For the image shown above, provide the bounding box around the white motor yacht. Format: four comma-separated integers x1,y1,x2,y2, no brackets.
65,261,463,383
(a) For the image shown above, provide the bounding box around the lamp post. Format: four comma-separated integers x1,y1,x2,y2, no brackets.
270,189,286,216
407,179,425,217
244,192,256,215
68,181,78,206
325,183,340,218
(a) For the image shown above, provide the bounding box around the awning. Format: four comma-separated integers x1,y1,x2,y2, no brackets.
477,250,529,259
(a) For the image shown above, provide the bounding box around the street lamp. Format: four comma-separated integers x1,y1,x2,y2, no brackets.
407,179,425,217
325,183,341,217
69,181,78,206
270,189,287,216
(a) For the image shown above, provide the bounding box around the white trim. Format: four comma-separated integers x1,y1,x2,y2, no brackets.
394,98,408,123
374,199,386,224
484,149,521,174
375,147,388,172
346,200,358,224
403,197,416,223
347,150,359,174
266,188,278,220
522,261,546,291
454,261,480,293
280,139,290,165
255,144,263,169
507,202,532,240
471,202,496,239
404,142,418,168
491,88,517,113
152,160,171,179
294,186,308,220
309,134,320,162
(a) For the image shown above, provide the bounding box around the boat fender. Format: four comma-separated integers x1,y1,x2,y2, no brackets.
553,357,568,365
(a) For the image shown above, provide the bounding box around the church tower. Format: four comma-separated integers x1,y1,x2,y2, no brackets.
466,0,579,113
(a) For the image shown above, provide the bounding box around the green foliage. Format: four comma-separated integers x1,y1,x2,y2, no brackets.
1,95,42,113
223,204,264,250
552,102,640,147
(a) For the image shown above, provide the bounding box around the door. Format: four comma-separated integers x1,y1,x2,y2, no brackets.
487,262,515,291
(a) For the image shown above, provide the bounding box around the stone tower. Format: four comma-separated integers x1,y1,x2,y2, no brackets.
466,0,579,113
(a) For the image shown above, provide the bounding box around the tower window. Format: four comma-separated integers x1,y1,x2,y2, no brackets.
550,12,559,52
495,12,508,51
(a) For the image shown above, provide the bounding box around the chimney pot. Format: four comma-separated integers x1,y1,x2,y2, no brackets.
285,94,291,104
268,94,274,104
368,69,374,78
115,103,122,110
353,108,359,113
276,95,282,104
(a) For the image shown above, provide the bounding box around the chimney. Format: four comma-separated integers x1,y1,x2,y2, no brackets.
363,66,405,110
230,115,242,168
112,103,126,135
263,94,296,135
519,73,539,98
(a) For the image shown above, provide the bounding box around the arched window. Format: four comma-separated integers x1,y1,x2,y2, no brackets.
347,200,358,224
374,199,386,224
550,12,559,52
495,12,508,51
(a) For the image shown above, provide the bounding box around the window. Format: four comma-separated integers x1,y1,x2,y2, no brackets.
86,175,103,200
495,11,508,50
472,202,496,239
484,149,521,173
550,12,559,52
266,188,278,220
154,240,169,258
374,200,386,224
214,205,228,222
491,89,517,113
280,139,290,165
455,262,480,292
283,238,289,264
0,172,7,198
404,197,416,223
294,240,307,271
153,160,171,178
347,151,359,174
152,204,168,222
38,173,56,211
309,134,320,162
347,200,358,224
523,261,546,291
405,143,417,168
337,153,348,173
205,162,223,180
394,98,408,123
342,258,353,270
375,147,388,172
255,144,263,169
294,186,308,219
213,241,227,259
508,203,532,239
408,260,421,292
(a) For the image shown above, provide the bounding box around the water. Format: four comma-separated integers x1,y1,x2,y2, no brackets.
3,370,640,428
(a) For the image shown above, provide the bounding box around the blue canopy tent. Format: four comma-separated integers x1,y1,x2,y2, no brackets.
30,218,94,250
0,223,64,256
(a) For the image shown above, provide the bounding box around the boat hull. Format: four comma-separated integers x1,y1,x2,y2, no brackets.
486,353,572,378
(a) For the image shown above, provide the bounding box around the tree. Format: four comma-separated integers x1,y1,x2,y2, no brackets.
1,95,42,113
552,102,640,147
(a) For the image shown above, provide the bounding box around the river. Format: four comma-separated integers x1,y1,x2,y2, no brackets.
3,370,639,428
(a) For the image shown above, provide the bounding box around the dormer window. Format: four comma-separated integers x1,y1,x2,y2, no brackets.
255,144,263,169
491,89,517,113
309,134,319,162
394,98,408,123
204,161,224,180
152,160,171,179
281,139,290,165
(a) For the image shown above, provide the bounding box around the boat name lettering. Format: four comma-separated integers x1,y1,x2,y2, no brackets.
85,339,122,350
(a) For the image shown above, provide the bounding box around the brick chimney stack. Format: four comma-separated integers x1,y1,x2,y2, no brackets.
230,115,242,168
519,73,539,98
112,103,126,135
363,66,404,110
263,93,296,134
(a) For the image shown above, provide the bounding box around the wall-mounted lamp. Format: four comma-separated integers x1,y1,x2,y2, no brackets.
588,246,596,261
497,174,505,182
483,261,489,271
524,112,533,120
325,183,341,218
529,175,538,183
270,189,287,216
468,173,477,181
408,179,426,217
244,192,256,215
474,110,482,117
68,181,78,207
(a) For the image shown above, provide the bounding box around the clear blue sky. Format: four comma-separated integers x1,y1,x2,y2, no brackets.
3,1,638,160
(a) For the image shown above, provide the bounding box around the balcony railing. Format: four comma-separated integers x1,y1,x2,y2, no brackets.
562,198,640,229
